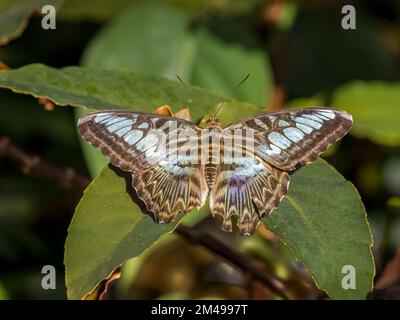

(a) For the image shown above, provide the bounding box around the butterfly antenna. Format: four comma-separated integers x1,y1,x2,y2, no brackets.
213,101,226,119
213,73,250,119
177,75,191,93
236,73,250,89
177,74,207,114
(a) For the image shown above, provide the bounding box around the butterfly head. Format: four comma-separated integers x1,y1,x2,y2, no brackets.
205,117,222,129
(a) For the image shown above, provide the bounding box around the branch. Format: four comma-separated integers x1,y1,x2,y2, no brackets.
175,225,290,299
0,136,90,191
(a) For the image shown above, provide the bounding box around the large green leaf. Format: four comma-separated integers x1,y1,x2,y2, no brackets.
190,30,271,106
65,165,210,300
0,64,224,121
264,159,374,299
81,3,191,79
0,0,63,45
64,166,185,299
331,81,400,147
79,2,194,176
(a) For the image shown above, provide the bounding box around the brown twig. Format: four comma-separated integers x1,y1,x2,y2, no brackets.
175,225,290,299
0,136,90,191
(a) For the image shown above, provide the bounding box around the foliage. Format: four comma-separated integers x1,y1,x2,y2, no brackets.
1,0,399,301
0,63,373,299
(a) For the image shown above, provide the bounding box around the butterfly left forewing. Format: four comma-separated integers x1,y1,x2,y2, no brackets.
78,110,208,223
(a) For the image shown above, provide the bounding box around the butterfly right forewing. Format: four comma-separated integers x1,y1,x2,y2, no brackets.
228,108,352,171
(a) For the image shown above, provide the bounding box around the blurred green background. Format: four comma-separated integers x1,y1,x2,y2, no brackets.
0,0,400,299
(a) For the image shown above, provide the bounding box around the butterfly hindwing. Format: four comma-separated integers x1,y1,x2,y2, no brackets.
78,110,208,222
210,156,290,235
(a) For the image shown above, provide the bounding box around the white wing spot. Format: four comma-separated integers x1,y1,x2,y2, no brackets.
302,114,324,123
107,119,133,133
138,122,149,129
123,130,143,145
266,144,282,156
283,127,305,143
94,114,112,123
318,110,335,119
268,132,292,149
295,117,322,129
136,133,158,151
278,120,290,127
115,126,131,137
296,123,313,134
105,116,125,126
254,118,269,129
257,144,271,155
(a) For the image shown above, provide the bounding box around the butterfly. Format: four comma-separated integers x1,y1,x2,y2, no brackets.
78,107,352,235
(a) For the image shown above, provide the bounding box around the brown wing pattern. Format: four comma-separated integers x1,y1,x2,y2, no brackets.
209,153,290,235
227,108,352,171
78,107,353,235
78,110,207,222
208,107,352,234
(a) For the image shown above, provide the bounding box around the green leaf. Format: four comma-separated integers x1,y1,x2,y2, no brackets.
81,3,191,79
58,0,135,22
190,30,271,106
65,166,181,299
0,282,9,300
0,63,373,299
0,64,224,121
286,95,325,108
264,159,374,299
64,166,210,299
0,0,63,45
331,81,400,147
78,2,194,176
281,12,398,98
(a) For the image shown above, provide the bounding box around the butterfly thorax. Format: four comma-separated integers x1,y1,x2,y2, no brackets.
205,117,222,130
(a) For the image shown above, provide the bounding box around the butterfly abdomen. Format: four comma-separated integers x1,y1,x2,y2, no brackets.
204,121,222,189
205,137,220,189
